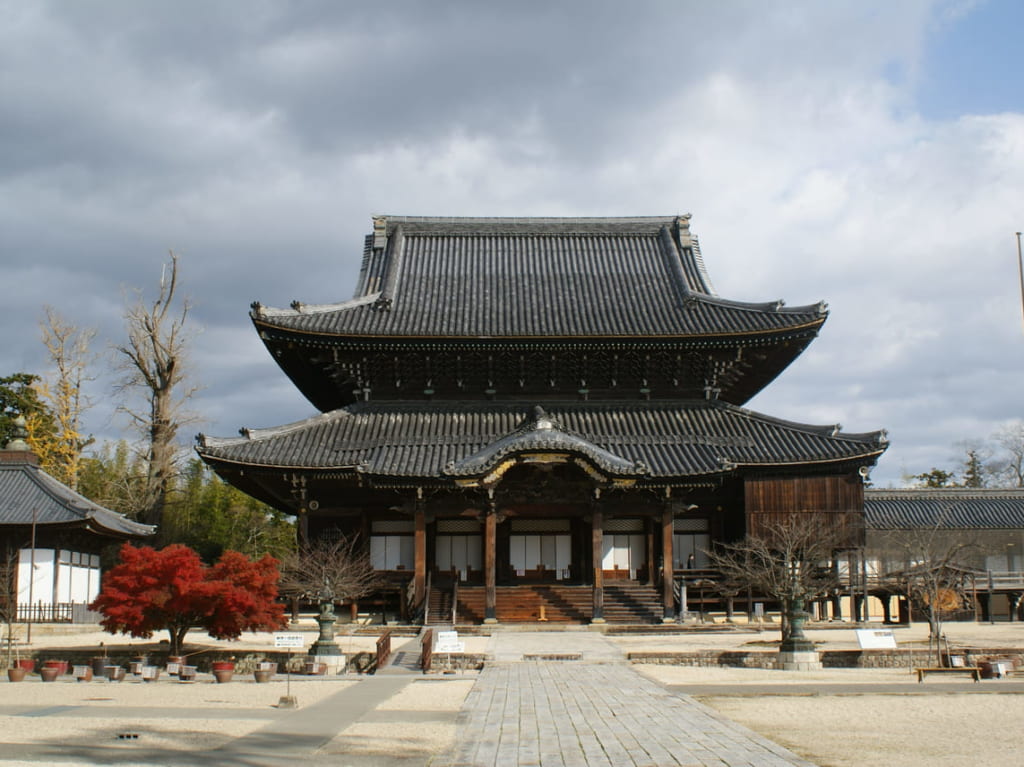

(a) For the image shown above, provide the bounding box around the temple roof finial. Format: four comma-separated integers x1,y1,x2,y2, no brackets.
5,414,30,451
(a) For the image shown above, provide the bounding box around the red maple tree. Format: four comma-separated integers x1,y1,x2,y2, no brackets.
90,543,287,654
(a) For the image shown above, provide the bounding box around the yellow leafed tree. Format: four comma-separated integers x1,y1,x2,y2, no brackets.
28,307,96,489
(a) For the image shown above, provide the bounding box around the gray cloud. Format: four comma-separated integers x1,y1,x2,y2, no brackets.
1,0,1019,488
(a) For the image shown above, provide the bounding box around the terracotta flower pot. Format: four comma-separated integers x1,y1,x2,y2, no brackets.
39,667,61,682
212,668,234,683
211,661,235,671
7,667,27,682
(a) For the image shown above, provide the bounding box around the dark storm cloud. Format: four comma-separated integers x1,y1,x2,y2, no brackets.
1,1,1020,487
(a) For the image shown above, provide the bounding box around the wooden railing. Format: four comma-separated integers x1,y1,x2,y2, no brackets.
451,577,459,625
422,569,432,625
375,630,392,672
17,603,73,623
420,628,434,672
985,571,1024,590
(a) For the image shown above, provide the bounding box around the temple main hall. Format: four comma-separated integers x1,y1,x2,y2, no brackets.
198,215,887,624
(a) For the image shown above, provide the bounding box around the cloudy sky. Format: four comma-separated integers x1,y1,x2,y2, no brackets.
2,1,1022,488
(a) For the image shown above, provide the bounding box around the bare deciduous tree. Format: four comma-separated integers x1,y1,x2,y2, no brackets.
877,507,977,664
278,535,384,608
1,547,20,671
992,421,1024,488
706,516,847,642
115,252,197,532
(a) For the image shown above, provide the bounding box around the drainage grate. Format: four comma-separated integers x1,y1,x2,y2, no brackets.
522,653,582,661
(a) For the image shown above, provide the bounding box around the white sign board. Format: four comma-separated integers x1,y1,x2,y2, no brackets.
435,630,465,653
274,633,306,649
855,629,897,650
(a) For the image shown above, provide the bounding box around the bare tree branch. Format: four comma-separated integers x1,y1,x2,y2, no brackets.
114,252,198,531
278,536,385,605
876,502,979,661
706,515,847,640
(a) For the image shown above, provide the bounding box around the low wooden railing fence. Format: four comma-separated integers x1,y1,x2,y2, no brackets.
420,628,434,673
15,603,100,623
375,630,392,672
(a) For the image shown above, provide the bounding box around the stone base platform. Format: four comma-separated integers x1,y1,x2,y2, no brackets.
776,650,822,671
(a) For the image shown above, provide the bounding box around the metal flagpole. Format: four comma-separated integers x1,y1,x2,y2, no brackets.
1016,232,1023,333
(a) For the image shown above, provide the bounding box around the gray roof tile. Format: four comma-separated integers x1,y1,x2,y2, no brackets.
0,460,155,538
252,215,827,340
197,400,886,480
865,489,1024,529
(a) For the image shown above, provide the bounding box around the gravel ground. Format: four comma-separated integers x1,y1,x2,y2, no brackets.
4,621,1023,766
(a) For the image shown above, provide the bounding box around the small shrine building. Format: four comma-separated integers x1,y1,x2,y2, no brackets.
198,215,887,623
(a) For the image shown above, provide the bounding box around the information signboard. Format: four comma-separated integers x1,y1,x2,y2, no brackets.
435,630,465,653
855,629,897,650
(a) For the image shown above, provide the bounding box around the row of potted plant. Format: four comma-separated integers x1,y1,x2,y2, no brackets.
6,655,286,683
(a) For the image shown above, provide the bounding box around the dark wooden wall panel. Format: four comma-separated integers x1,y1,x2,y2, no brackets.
744,474,865,547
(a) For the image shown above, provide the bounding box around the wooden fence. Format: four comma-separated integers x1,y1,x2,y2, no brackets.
420,628,434,672
375,630,392,671
16,602,103,623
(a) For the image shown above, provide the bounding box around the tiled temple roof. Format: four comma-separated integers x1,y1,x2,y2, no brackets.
0,457,154,538
197,400,886,480
252,215,827,340
865,489,1024,529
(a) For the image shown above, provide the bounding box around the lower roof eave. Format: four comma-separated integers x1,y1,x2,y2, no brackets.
731,452,886,473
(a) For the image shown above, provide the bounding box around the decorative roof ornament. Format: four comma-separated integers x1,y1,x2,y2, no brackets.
5,414,30,451
442,405,647,480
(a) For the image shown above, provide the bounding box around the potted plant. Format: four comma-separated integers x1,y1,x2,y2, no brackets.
42,660,68,676
129,654,148,676
4,622,26,682
73,664,94,682
253,661,277,683
211,656,235,683
39,665,62,682
304,657,328,675
90,642,109,676
7,664,27,682
178,664,197,682
105,665,126,682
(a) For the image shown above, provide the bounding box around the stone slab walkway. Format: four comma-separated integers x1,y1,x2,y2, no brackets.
441,631,816,767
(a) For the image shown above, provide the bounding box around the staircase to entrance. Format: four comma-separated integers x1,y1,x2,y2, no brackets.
427,582,662,625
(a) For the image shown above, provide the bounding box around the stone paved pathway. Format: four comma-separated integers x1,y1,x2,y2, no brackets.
443,632,816,767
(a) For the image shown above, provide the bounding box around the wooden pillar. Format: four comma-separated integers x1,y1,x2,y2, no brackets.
645,517,656,586
414,500,427,608
592,503,605,623
484,506,497,623
661,506,675,621
979,592,991,623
